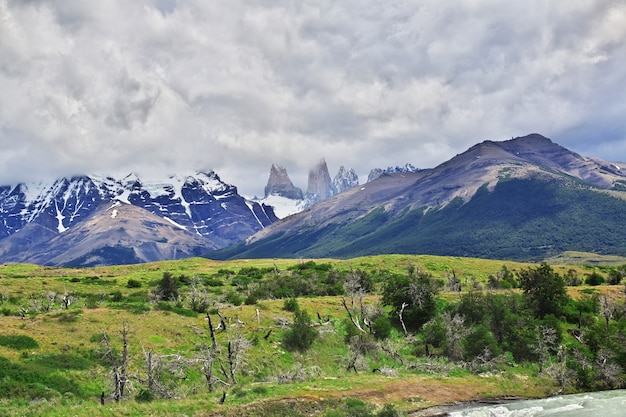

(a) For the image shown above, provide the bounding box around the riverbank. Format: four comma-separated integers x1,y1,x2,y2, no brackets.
416,390,626,417
408,397,527,416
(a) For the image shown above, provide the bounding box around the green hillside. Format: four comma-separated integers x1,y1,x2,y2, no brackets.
0,255,624,416
215,178,626,261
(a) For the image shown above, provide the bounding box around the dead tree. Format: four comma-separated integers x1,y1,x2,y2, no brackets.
341,270,370,334
101,322,131,402
398,302,409,337
62,290,75,310
188,277,209,313
197,314,249,392
216,309,227,331
600,295,614,331
207,313,218,350
545,345,573,394
225,332,250,385
595,349,623,389
441,312,468,361
533,325,557,374
197,344,229,392
139,348,188,398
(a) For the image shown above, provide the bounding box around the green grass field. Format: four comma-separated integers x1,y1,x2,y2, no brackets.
0,254,622,416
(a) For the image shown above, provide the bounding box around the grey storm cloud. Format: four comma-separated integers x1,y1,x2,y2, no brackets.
1,0,625,197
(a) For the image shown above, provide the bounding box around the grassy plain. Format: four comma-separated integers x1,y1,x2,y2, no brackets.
0,255,621,416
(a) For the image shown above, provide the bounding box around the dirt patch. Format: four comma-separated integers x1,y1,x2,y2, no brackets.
312,376,535,416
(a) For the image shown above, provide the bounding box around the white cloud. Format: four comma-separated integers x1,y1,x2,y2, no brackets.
1,0,625,197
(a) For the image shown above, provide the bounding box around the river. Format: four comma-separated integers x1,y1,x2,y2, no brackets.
447,389,626,416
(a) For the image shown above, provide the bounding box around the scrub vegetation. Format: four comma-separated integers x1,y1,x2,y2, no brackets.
0,255,624,416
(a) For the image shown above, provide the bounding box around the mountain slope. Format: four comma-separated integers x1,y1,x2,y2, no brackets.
211,134,626,261
0,202,214,266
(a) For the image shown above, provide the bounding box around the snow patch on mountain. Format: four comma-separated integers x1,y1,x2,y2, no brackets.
164,216,187,230
55,201,68,233
257,194,307,219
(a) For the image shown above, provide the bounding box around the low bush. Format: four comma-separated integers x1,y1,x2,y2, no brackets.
127,279,142,288
0,335,39,350
27,353,93,370
283,298,299,312
282,309,318,352
155,302,198,317
585,272,605,286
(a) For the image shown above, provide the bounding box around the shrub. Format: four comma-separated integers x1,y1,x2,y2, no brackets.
231,386,248,398
585,272,605,286
135,389,155,402
109,291,124,302
342,398,374,417
251,386,268,395
607,269,623,285
377,404,405,417
564,269,582,286
84,295,101,309
204,278,224,287
127,279,142,288
343,318,361,343
155,302,198,317
283,309,318,352
157,271,179,301
371,316,392,340
463,325,500,359
517,263,568,318
244,293,258,305
225,290,243,306
0,335,39,350
54,311,81,323
27,353,92,370
283,298,300,312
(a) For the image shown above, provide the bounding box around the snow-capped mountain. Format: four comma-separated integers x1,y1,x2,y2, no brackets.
0,171,277,266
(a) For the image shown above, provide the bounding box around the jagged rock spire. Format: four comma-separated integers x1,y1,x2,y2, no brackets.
264,164,303,200
333,166,359,194
307,158,334,200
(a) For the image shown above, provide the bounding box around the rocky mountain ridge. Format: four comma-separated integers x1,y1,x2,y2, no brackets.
366,163,420,183
0,171,277,266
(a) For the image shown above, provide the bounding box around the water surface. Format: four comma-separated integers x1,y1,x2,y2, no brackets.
449,389,626,416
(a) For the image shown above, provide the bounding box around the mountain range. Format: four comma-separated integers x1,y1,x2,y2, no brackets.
2,133,625,266
212,134,626,261
0,172,276,266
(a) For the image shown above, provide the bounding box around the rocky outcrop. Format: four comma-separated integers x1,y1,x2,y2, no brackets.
333,166,359,194
306,158,334,201
367,168,385,183
264,164,304,200
367,163,419,182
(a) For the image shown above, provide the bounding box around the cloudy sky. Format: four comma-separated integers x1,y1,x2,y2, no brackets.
1,0,625,197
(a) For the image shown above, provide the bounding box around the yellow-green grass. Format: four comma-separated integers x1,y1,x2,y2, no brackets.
544,251,626,267
0,254,604,291
0,254,623,417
